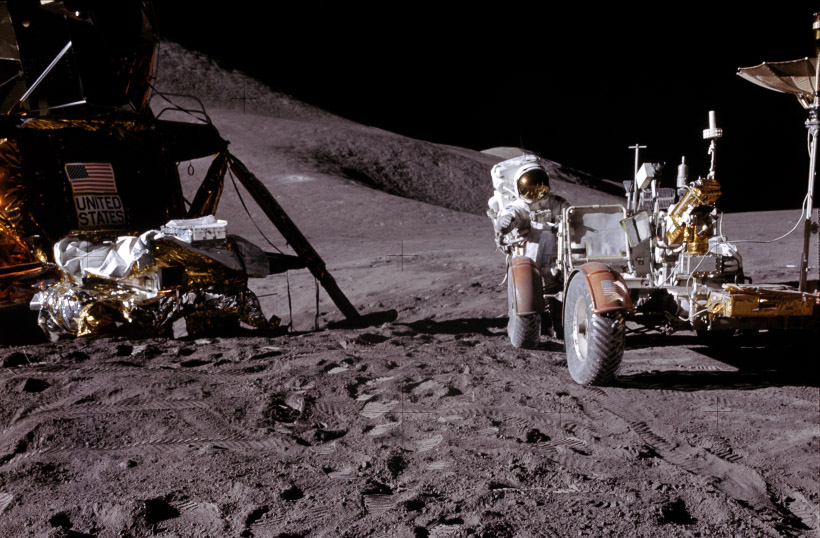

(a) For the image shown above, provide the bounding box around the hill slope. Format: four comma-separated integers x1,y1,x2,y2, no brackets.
155,41,625,219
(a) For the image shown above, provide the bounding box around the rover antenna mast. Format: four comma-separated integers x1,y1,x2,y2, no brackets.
703,110,723,179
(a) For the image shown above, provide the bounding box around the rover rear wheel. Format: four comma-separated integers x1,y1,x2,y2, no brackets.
507,267,540,349
563,272,625,385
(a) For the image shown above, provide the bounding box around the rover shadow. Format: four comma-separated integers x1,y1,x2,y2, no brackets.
617,367,819,391
624,332,697,350
618,331,818,390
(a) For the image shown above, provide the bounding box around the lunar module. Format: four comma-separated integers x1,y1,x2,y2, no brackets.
0,0,358,338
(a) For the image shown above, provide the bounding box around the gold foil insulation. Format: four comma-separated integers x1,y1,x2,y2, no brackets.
0,136,56,308
1,263,58,312
18,117,149,133
1,117,150,272
0,116,191,312
34,232,278,338
682,226,711,255
0,136,32,267
665,179,721,253
706,285,816,319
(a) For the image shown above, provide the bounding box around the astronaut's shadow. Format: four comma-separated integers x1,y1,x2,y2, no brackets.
400,317,565,351
400,317,507,337
533,339,566,352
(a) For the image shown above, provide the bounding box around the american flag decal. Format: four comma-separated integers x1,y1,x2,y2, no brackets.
64,163,117,194
601,280,620,297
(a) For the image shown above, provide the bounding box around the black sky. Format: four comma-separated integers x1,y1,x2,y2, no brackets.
153,4,817,213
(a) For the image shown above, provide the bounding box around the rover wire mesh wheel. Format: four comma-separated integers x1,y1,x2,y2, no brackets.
507,265,541,349
563,272,625,385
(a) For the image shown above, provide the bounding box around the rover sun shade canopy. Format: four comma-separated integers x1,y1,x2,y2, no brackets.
737,57,818,108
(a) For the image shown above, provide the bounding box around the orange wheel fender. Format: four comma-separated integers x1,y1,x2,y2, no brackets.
509,256,545,316
563,262,632,321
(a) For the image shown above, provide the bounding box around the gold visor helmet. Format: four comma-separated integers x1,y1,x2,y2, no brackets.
516,166,550,202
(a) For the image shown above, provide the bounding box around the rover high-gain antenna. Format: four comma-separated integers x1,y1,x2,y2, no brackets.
737,12,820,292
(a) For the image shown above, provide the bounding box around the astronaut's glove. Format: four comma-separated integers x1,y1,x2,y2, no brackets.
496,213,514,233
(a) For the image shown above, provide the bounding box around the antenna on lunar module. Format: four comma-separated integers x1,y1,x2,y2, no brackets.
737,12,820,292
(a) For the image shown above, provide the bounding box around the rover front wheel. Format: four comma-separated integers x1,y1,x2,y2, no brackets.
563,273,625,385
507,266,540,349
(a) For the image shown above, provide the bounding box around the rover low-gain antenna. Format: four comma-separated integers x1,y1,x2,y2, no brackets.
737,12,820,292
702,110,723,179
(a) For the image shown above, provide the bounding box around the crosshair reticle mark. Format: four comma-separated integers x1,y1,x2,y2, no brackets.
230,82,260,114
385,241,418,271
703,398,732,434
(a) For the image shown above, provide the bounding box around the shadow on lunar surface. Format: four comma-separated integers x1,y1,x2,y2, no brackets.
400,317,508,336
697,343,819,384
617,369,819,391
618,326,818,390
0,311,47,346
624,333,698,350
327,309,398,329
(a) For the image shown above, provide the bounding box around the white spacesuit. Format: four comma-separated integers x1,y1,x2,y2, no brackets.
488,158,568,290
488,156,568,340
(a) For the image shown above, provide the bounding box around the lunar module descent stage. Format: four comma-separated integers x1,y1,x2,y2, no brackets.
0,0,360,338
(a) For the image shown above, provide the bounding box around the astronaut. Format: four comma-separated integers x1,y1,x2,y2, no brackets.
488,157,568,337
